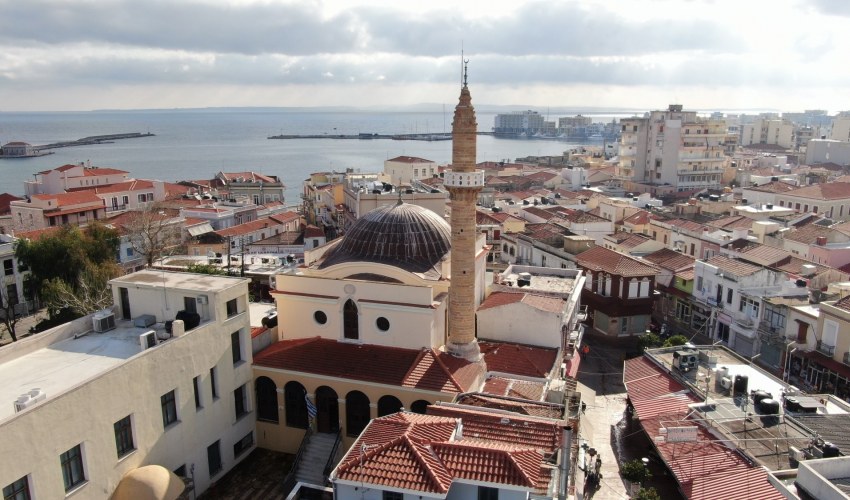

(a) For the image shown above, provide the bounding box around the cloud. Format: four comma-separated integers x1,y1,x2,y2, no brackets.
808,0,850,16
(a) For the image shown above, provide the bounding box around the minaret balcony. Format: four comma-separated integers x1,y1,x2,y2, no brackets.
444,171,485,188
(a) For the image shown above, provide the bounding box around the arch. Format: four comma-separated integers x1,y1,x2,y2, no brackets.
315,386,339,434
343,299,359,340
377,395,403,417
410,400,431,415
255,376,278,423
345,390,371,436
284,381,308,429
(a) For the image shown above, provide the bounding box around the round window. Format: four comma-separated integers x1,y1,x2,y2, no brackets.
314,311,327,325
376,317,390,332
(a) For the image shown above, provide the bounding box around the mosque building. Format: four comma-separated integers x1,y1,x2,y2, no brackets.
251,69,585,476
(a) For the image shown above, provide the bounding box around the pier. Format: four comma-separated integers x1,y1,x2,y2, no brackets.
268,132,495,141
35,132,155,151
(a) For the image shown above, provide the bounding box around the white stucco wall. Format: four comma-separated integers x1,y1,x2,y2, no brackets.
477,301,562,348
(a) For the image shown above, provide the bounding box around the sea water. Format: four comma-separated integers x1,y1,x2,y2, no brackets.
0,109,614,202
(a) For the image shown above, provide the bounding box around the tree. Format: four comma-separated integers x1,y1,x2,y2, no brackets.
621,459,651,485
663,334,689,348
0,284,22,342
635,487,661,500
123,203,184,267
42,261,120,316
15,223,120,301
638,333,663,351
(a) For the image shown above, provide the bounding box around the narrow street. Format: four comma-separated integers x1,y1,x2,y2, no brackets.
574,336,684,500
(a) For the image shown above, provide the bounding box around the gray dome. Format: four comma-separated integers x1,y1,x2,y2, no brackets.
319,202,451,273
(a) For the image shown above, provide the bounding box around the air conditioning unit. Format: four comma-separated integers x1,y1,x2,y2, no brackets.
92,310,116,333
720,376,733,390
196,295,209,305
13,389,46,413
139,330,158,351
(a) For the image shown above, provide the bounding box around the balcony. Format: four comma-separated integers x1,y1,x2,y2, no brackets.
735,314,755,328
817,341,836,357
677,166,725,175
576,305,589,322
105,204,128,213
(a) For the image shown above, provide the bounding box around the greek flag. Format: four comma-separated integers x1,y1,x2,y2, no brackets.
305,393,318,420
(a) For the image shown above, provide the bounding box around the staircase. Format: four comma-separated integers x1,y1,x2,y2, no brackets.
293,432,339,486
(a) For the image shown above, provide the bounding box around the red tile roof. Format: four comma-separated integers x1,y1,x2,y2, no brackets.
746,181,798,194
482,376,547,400
576,246,659,277
333,411,557,495
785,182,850,200
31,191,103,207
624,357,783,500
477,291,564,314
253,338,482,394
303,224,324,238
387,156,434,164
479,341,559,379
623,210,653,225
705,255,762,277
0,193,24,215
219,171,279,183
452,393,564,419
642,248,695,271
783,223,835,245
67,179,155,194
214,216,291,238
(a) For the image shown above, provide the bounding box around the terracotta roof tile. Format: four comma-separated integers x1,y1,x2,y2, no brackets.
479,341,559,379
576,246,659,277
219,171,278,183
786,182,850,200
477,292,565,315
746,181,798,194
30,191,103,207
482,376,547,400
387,156,434,164
783,223,835,244
704,255,762,277
334,410,559,494
642,248,695,271
452,393,564,419
254,338,481,394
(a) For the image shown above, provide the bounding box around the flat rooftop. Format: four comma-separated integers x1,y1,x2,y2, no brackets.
0,317,182,423
496,264,580,296
648,346,834,471
111,268,247,293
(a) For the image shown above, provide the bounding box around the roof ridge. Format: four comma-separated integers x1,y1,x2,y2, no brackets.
400,349,430,385
504,448,538,487
406,434,451,493
430,348,463,392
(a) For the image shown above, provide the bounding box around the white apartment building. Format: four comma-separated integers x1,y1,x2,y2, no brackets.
0,234,34,317
741,118,795,149
24,163,131,196
616,105,727,194
0,270,254,499
383,156,438,185
830,117,850,142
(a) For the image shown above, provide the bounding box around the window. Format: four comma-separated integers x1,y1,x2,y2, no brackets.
210,367,219,399
717,322,730,343
726,288,733,305
125,247,134,257
207,441,222,477
376,317,390,332
478,486,499,500
285,381,308,428
383,492,403,500
255,376,279,423
122,195,129,205
343,299,359,340
161,390,178,427
193,376,203,409
60,444,85,491
114,415,135,458
233,431,254,458
3,259,12,276
226,298,238,318
823,319,839,347
231,330,243,364
3,476,30,500
234,384,249,419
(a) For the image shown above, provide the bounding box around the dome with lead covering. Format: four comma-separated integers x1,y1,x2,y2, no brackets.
319,201,451,274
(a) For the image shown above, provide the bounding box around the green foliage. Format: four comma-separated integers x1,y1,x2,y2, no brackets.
638,333,663,351
15,223,120,298
635,487,661,500
620,459,652,484
662,334,689,348
42,261,121,316
186,263,227,275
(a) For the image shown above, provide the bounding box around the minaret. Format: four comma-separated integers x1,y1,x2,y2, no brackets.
445,61,484,361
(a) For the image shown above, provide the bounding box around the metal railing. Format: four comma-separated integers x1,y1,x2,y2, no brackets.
323,427,344,481
282,427,312,494
816,341,836,357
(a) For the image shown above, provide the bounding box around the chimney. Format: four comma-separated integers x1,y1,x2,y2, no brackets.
816,236,827,246
455,419,463,440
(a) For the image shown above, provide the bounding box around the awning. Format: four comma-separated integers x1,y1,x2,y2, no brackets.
801,350,850,380
187,222,214,236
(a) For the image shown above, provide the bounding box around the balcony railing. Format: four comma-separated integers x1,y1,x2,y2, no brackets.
105,204,128,213
735,314,755,328
817,341,836,357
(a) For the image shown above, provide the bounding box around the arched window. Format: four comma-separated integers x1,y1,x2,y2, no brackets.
410,400,431,414
284,381,308,429
377,395,403,417
343,299,359,340
255,377,278,423
345,390,370,436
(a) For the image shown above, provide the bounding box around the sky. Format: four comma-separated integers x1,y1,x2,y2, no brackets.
0,0,848,112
